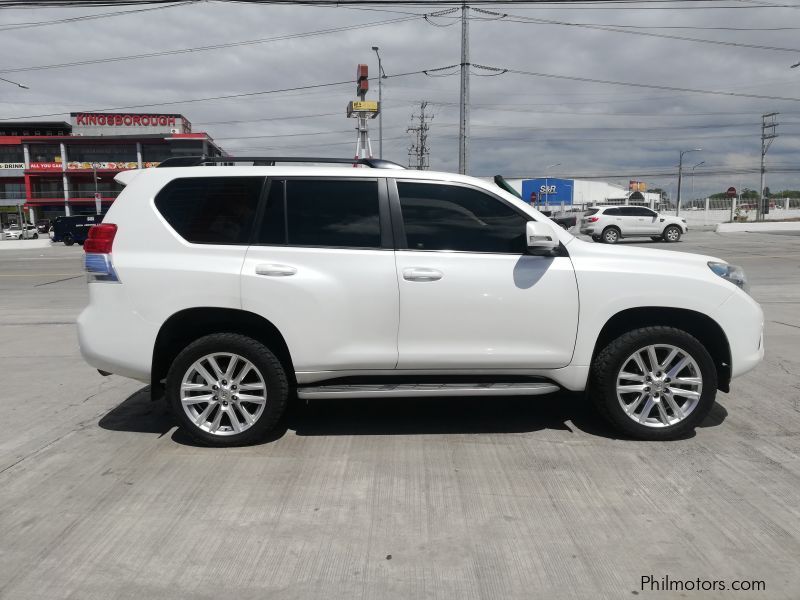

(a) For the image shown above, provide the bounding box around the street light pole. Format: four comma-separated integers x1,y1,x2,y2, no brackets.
676,148,702,216
690,161,704,207
371,46,385,159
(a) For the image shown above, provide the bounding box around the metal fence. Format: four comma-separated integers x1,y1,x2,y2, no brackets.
537,197,800,226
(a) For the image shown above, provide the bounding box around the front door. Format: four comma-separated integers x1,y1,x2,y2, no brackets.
391,180,579,370
241,178,399,373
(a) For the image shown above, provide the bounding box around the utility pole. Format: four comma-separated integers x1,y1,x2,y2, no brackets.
675,148,702,216
408,101,432,170
458,2,470,174
759,112,779,222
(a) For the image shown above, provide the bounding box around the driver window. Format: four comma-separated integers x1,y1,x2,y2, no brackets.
397,182,528,254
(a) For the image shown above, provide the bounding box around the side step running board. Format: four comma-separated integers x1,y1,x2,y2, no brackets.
296,382,560,400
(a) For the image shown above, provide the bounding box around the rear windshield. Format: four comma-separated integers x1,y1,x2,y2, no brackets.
584,208,599,216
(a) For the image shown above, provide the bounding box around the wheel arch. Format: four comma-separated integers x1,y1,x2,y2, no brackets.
151,307,296,396
592,306,732,392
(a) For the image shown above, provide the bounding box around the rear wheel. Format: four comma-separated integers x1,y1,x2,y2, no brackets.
166,333,289,446
590,326,717,440
32,233,38,239
591,235,602,242
663,225,682,243
63,234,74,246
602,227,620,244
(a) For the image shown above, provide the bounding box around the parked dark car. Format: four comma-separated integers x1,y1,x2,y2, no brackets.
51,215,102,246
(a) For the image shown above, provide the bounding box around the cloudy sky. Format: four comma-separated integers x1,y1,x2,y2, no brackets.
1,0,799,198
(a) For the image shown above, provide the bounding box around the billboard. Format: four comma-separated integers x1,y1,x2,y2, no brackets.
629,180,647,192
521,178,574,205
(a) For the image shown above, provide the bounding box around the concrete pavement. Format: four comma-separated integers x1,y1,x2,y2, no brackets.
0,232,798,599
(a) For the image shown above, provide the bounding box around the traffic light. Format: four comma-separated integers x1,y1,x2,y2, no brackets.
357,64,369,97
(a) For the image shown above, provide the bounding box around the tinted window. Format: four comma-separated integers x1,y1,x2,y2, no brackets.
398,182,527,253
616,207,639,216
632,207,656,217
603,208,621,216
285,179,380,248
256,179,286,244
155,177,263,244
584,208,599,216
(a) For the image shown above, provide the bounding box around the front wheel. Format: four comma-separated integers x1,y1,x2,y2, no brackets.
166,333,289,446
589,326,717,440
63,234,74,246
32,233,38,239
663,225,682,243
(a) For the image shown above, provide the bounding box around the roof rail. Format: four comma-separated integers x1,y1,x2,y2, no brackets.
156,155,405,170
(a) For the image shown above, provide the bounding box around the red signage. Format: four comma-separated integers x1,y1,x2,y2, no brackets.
726,186,737,198
74,113,177,127
29,162,62,170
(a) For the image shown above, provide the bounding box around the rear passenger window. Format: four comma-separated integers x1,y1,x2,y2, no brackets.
284,179,380,248
154,177,263,244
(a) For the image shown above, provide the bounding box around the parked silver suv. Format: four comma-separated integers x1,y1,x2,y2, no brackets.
580,206,688,243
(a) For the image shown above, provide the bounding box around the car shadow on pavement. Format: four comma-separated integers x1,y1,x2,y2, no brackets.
99,386,728,445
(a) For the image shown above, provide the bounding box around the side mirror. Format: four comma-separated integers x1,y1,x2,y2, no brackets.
526,220,559,254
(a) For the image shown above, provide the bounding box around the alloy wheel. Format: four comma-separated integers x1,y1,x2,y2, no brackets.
615,344,703,428
666,227,680,241
180,352,267,436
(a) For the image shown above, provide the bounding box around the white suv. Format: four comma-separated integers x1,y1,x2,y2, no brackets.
77,157,763,445
580,206,687,244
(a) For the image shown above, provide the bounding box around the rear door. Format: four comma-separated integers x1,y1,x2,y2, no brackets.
241,177,399,373
615,206,643,235
391,179,578,370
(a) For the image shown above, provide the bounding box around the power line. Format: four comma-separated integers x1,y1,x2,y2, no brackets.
473,8,800,53
472,64,800,103
0,2,195,31
0,66,451,120
0,14,421,74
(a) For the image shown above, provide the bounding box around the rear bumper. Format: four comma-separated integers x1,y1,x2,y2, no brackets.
77,284,156,383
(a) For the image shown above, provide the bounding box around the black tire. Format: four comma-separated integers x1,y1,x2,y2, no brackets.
63,234,74,246
650,236,662,242
165,333,289,446
591,235,602,242
602,227,620,244
589,326,717,441
32,233,38,239
662,225,682,243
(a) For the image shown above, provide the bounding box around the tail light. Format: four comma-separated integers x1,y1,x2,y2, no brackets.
84,224,120,283
588,216,599,222
84,223,117,253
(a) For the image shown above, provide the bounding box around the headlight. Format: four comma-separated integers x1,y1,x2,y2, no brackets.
708,261,749,293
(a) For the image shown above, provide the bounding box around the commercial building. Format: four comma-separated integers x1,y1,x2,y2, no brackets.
504,177,662,209
0,112,224,225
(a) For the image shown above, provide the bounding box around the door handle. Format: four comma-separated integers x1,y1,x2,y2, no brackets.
403,267,443,282
255,264,297,277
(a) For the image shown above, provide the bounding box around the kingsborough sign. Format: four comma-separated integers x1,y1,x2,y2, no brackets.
70,112,192,135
